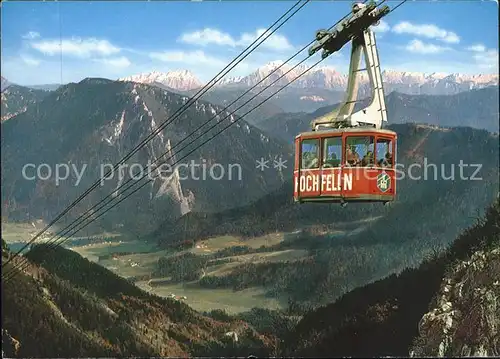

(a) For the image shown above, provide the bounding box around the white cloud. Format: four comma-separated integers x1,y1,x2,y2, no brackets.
405,39,450,54
464,43,498,70
149,50,225,66
94,56,131,68
373,20,390,33
467,44,487,53
31,37,121,58
473,49,498,70
239,29,293,51
392,21,460,44
20,54,41,67
22,31,40,40
178,27,293,51
179,28,234,47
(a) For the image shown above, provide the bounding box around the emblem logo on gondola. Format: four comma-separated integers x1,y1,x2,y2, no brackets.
377,172,391,192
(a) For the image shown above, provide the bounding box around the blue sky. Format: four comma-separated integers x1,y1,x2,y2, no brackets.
2,0,498,85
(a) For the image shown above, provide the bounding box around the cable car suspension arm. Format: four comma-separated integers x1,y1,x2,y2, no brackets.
308,1,390,130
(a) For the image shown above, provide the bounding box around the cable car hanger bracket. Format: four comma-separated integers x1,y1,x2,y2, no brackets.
308,1,390,131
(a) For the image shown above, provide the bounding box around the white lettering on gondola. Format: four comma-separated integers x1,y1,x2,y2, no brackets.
298,174,320,192
343,174,352,191
295,173,353,193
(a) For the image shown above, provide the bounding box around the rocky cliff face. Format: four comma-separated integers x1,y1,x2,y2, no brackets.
412,247,500,357
1,76,11,92
1,85,49,122
2,329,21,357
281,198,499,357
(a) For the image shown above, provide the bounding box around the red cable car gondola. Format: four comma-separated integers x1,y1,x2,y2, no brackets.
294,2,396,206
294,128,397,205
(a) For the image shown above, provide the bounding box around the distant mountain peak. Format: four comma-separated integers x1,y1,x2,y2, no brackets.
119,70,202,91
217,65,498,93
257,60,310,73
79,78,115,85
262,60,285,69
118,66,498,97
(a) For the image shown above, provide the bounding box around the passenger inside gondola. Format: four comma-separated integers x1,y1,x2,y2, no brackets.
346,145,360,166
324,152,340,167
308,154,319,168
361,150,374,166
378,152,392,167
386,152,393,165
323,137,342,168
376,138,393,167
346,136,375,167
301,139,319,169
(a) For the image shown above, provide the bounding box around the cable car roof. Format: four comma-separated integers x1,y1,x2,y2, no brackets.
295,127,397,139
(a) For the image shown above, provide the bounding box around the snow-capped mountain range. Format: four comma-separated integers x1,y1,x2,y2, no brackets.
119,70,203,91
119,61,498,96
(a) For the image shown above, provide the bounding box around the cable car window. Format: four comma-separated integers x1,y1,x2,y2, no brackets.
323,137,342,168
376,137,393,168
301,139,319,169
345,136,375,167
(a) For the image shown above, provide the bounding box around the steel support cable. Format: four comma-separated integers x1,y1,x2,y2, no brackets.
2,2,364,282
2,56,325,284
4,0,394,283
2,0,310,269
4,0,408,283
48,56,314,241
19,5,356,256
